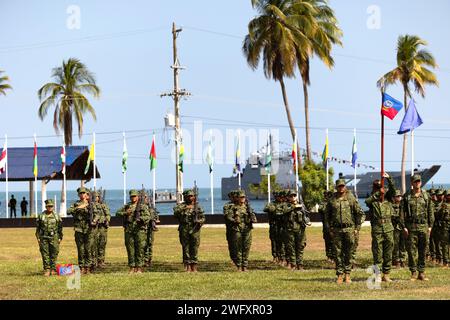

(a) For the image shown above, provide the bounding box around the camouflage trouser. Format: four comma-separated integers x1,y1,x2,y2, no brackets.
406,229,429,273
392,229,407,263
226,225,237,263
332,229,355,275
269,224,277,259
372,231,394,274
38,236,59,270
144,228,154,263
284,228,306,266
432,227,442,261
275,224,286,261
435,227,449,264
230,229,252,268
179,227,201,264
428,228,435,258
351,230,360,265
97,227,108,264
323,227,335,260
124,229,147,268
75,230,96,268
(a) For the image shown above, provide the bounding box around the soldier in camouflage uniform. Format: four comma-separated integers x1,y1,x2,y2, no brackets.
325,179,364,284
365,184,395,282
224,191,238,265
173,189,206,272
283,190,309,270
144,193,160,268
116,189,152,273
426,189,436,260
400,174,434,281
263,191,286,263
67,187,99,274
432,189,445,264
36,199,63,276
433,190,450,268
391,189,407,268
319,190,335,263
93,191,110,268
224,190,257,271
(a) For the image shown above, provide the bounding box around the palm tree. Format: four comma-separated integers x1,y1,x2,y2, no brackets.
244,0,312,164
289,0,343,161
377,35,438,193
0,70,12,96
38,58,100,146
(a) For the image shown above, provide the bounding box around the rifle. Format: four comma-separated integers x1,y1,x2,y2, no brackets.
245,197,257,228
147,186,159,232
191,180,202,234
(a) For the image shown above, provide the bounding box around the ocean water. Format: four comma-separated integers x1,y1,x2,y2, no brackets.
1,184,448,218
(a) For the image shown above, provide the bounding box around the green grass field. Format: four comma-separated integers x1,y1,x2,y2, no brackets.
0,226,449,300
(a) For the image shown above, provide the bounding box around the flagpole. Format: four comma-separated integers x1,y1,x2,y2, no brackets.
34,134,38,216
381,93,385,202
326,129,329,191
267,132,271,204
237,130,241,190
354,129,357,197
209,130,214,215
294,130,299,198
152,133,156,208
411,129,415,177
5,134,8,219
123,132,126,205
93,132,96,189
62,140,67,217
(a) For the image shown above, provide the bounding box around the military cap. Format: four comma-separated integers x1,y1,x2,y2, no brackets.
429,188,436,196
394,189,403,197
336,179,346,187
227,191,234,198
235,190,246,197
436,189,445,196
77,187,88,194
129,189,139,197
411,174,422,182
91,191,99,197
183,189,195,197
44,199,54,206
286,189,298,196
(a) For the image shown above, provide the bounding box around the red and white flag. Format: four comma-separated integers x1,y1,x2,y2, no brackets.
0,141,7,174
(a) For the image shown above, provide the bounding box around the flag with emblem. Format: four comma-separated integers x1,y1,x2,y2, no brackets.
150,134,157,171
381,93,403,120
84,139,95,175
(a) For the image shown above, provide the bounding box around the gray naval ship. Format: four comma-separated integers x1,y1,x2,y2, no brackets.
342,165,441,198
221,151,297,200
221,151,441,200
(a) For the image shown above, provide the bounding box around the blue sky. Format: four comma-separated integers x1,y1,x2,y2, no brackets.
1,0,449,191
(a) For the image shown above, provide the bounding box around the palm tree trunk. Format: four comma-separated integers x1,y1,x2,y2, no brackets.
400,88,409,193
302,80,311,161
279,78,302,168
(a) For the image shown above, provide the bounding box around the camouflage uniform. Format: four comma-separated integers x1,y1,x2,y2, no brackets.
434,191,450,266
67,187,100,271
173,190,205,269
263,191,286,262
400,175,434,278
223,191,237,264
325,180,364,279
319,192,335,261
391,190,407,266
427,189,436,259
96,198,111,266
432,189,445,262
224,190,257,270
36,199,63,274
116,190,152,270
144,205,159,267
283,190,308,269
349,191,365,266
365,191,395,277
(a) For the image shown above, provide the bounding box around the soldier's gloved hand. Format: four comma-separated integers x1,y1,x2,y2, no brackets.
403,228,409,238
427,227,432,235
354,229,359,236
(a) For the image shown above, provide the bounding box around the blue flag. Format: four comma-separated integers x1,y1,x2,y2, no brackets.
351,135,357,169
398,100,423,134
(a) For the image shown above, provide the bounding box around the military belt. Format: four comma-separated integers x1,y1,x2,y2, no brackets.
376,218,391,224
